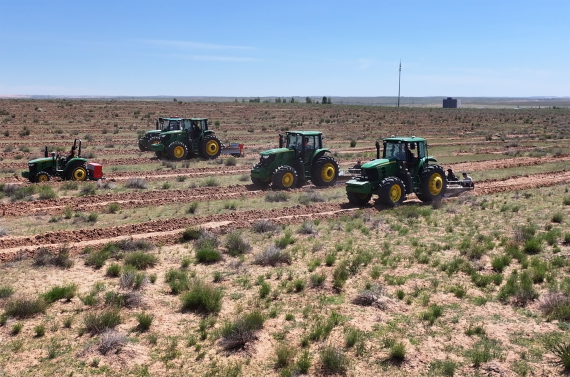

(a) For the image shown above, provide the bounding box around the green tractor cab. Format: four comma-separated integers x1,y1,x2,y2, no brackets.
149,118,222,161
250,131,339,190
21,139,103,183
346,136,446,206
138,116,188,152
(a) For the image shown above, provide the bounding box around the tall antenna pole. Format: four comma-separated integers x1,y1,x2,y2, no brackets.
397,60,401,108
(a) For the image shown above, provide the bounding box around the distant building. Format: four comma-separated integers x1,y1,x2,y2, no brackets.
443,97,461,108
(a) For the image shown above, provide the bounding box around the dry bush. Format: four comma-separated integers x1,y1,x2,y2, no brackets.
254,246,291,266
124,178,147,189
98,330,126,355
97,180,116,190
251,220,278,233
123,291,143,308
351,285,386,309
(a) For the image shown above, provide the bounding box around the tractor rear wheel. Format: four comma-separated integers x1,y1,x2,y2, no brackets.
200,135,222,159
167,142,188,161
416,165,446,202
311,156,339,187
272,165,298,190
378,177,406,207
35,171,50,183
347,191,372,206
68,165,88,181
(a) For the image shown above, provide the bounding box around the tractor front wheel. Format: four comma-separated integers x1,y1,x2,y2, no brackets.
68,165,88,181
272,165,298,190
35,171,50,183
200,135,222,159
416,165,446,202
378,177,406,207
167,141,188,161
311,156,339,187
347,191,372,206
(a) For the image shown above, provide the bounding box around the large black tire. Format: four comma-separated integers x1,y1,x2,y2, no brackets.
272,165,298,190
251,176,271,188
199,135,222,159
311,156,339,187
67,164,88,181
35,171,50,183
378,177,406,207
347,191,372,206
416,165,447,202
167,141,188,161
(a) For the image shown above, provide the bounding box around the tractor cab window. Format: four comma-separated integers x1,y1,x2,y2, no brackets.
168,120,181,131
183,119,191,131
384,142,406,161
286,134,302,149
190,120,202,139
304,136,316,150
417,142,426,159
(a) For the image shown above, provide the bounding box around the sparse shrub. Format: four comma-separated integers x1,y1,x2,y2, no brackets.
252,219,278,233
389,341,406,361
186,201,198,214
182,226,202,241
296,350,312,374
552,212,564,223
550,341,570,370
523,237,543,254
124,178,147,189
293,278,306,292
87,212,98,222
259,281,271,298
298,190,326,204
11,322,23,335
195,247,221,263
34,324,46,337
275,343,297,368
225,156,237,166
107,202,120,214
429,360,457,376
325,251,337,266
538,293,570,321
298,221,315,235
180,279,223,314
265,191,290,202
38,185,57,200
465,323,486,336
135,312,154,332
344,327,361,348
320,345,348,375
275,229,295,249
98,330,126,355
119,267,147,290
202,177,219,187
106,263,121,277
4,296,47,318
350,139,357,147
333,261,350,289
85,248,111,269
165,269,190,294
420,304,444,325
225,231,251,256
449,284,466,299
254,246,291,266
79,184,97,196
104,291,125,308
83,309,122,335
0,286,14,298
497,271,537,306
219,311,265,350
33,247,73,268
310,272,326,287
466,337,501,368
124,251,158,270
42,283,78,303
491,254,511,272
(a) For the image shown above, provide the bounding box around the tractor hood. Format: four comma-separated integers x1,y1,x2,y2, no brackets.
260,148,290,156
27,157,52,164
144,130,162,137
361,158,394,169
161,130,184,135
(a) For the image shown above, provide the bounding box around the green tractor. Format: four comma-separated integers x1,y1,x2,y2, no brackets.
346,136,446,206
149,117,222,161
138,116,188,152
250,131,339,190
21,139,103,183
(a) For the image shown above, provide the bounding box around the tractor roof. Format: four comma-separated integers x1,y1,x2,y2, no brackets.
286,131,322,136
383,136,426,143
160,117,208,121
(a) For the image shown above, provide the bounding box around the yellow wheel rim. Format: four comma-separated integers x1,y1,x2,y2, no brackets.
73,168,87,181
389,184,402,202
282,172,294,187
428,173,443,195
38,174,49,182
206,140,219,156
173,146,185,158
357,193,369,199
320,163,336,183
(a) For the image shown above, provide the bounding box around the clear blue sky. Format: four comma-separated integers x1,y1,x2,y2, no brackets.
0,0,568,97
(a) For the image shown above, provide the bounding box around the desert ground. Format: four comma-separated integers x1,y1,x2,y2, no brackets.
0,99,569,377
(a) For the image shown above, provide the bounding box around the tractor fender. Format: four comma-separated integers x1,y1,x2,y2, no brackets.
64,158,88,171
426,157,438,163
310,148,329,165
203,130,215,136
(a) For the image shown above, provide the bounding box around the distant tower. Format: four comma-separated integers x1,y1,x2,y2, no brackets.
397,60,401,108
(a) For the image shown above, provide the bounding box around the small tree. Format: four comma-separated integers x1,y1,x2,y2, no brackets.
322,96,328,104
291,97,295,103
327,96,332,104
275,98,282,103
305,97,312,104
